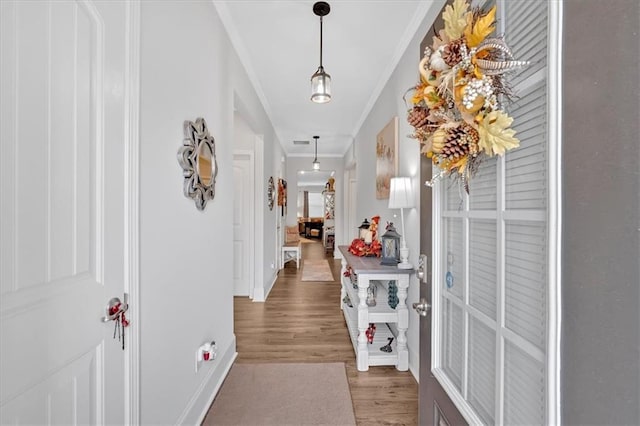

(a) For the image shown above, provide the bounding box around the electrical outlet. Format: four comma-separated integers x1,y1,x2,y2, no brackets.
195,341,218,373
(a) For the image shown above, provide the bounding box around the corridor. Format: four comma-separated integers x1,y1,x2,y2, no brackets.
233,240,418,425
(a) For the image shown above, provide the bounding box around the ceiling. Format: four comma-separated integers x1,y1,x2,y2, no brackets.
215,1,436,158
297,169,335,188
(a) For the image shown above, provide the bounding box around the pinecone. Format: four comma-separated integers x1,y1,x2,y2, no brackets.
441,123,479,160
407,106,430,129
442,39,465,67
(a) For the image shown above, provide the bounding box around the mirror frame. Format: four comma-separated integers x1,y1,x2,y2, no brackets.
177,117,218,211
267,176,275,210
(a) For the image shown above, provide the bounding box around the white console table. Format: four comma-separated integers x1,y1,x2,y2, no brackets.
338,246,413,372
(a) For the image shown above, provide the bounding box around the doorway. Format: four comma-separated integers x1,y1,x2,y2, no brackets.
0,1,140,423
232,151,255,298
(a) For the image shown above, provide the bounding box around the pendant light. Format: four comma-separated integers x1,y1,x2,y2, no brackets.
312,136,320,170
310,2,331,103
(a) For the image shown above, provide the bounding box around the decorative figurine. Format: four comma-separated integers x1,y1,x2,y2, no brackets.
366,283,377,307
380,337,394,353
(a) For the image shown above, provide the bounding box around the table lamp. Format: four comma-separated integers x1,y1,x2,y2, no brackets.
388,177,415,269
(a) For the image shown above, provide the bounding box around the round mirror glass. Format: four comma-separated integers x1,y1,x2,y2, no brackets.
196,142,213,186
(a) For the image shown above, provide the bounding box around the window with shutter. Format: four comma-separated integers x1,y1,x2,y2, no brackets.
431,1,561,424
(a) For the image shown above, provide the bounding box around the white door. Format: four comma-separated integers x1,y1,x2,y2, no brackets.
1,1,135,424
232,152,254,297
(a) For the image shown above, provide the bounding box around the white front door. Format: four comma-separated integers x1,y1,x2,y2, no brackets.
1,1,135,423
232,152,254,297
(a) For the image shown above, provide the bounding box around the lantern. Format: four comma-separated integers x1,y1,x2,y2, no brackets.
358,218,370,239
380,223,401,266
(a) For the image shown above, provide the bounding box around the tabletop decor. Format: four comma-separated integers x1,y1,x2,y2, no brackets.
406,0,528,192
348,215,381,257
380,222,401,266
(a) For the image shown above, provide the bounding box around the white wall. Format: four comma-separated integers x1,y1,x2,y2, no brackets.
352,10,437,379
139,2,282,423
231,63,286,300
233,112,255,150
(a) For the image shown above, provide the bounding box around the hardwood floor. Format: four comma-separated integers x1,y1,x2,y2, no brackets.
234,240,418,425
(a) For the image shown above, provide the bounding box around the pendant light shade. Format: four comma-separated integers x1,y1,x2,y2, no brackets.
312,136,321,170
311,2,331,103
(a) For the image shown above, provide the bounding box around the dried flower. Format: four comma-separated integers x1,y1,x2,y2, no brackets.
405,0,526,192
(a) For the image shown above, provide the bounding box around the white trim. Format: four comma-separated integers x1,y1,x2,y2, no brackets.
349,0,446,154
496,148,506,426
252,270,276,303
80,0,105,284
232,149,256,300
432,368,484,425
213,3,286,150
462,197,470,400
124,1,141,424
409,346,420,383
266,273,278,301
253,135,265,302
546,1,563,424
431,178,442,371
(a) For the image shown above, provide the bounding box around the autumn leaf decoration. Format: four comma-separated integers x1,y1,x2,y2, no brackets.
442,0,468,40
464,6,496,47
477,111,520,156
406,0,528,192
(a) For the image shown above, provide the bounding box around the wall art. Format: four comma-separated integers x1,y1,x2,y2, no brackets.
267,176,275,211
375,116,399,199
177,117,218,211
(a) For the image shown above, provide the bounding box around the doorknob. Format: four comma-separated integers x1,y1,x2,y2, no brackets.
102,293,129,322
416,254,428,284
413,298,431,316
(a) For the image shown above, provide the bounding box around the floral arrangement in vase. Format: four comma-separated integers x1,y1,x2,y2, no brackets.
407,0,528,192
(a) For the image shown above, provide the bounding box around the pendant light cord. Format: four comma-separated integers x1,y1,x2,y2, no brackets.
319,16,323,68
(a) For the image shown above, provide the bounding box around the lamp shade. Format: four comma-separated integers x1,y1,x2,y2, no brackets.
311,68,331,103
388,177,414,209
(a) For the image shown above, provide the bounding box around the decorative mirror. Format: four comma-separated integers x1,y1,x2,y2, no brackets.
267,177,275,210
177,117,218,211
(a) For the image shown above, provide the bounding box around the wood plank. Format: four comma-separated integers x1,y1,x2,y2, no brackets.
234,241,418,425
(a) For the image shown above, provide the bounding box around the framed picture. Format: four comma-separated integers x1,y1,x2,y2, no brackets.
376,116,398,199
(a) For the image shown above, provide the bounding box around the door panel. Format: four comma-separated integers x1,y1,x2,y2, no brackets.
233,153,253,297
417,12,468,418
1,0,130,423
419,144,466,425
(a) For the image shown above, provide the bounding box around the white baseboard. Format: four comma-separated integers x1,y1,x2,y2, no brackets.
254,272,277,302
409,346,420,383
264,273,277,300
253,286,265,302
176,335,238,425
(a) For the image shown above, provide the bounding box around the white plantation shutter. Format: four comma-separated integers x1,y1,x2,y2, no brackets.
442,299,464,390
469,220,497,320
469,319,496,424
505,221,547,350
433,0,559,424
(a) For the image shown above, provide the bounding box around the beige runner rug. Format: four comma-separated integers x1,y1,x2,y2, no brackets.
301,259,334,282
203,363,356,426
